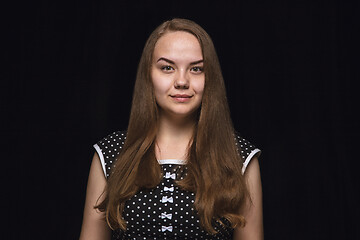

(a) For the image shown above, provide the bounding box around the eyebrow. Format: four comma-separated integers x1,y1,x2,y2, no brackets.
157,57,204,65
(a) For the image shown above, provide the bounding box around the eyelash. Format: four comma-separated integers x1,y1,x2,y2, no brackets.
191,66,203,73
160,65,203,73
161,65,174,71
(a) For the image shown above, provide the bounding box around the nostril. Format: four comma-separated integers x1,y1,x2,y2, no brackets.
174,83,189,89
174,79,189,89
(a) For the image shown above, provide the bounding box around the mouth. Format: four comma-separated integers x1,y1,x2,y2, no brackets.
170,94,193,102
171,94,192,98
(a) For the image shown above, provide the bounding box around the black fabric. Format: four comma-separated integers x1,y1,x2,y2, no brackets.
94,131,259,239
95,131,127,178
95,131,260,178
112,164,233,239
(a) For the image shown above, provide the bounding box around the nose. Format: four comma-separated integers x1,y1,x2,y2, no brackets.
174,70,189,89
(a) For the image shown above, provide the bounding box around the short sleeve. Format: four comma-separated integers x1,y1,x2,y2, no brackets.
93,130,127,178
234,133,261,174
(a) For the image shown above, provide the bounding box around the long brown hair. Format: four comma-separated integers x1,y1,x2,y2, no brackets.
96,18,249,234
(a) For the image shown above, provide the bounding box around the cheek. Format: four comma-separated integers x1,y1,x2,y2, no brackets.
151,72,170,97
193,78,205,95
151,71,161,94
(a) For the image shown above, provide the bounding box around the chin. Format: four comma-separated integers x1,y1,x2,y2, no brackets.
170,108,200,119
159,106,199,119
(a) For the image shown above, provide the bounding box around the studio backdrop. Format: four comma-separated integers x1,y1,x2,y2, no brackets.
6,0,358,239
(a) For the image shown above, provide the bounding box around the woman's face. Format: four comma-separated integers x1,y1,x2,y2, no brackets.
151,31,205,119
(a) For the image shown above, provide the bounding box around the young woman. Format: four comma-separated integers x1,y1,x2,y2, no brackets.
80,18,263,240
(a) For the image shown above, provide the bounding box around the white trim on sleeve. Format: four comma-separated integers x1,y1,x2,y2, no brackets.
93,143,107,177
242,148,261,174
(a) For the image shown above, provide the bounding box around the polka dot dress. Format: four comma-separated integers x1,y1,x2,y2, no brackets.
93,131,261,239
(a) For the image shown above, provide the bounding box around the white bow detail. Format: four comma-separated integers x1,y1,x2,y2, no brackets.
164,186,174,192
165,172,176,179
162,226,173,232
161,196,173,203
160,212,172,219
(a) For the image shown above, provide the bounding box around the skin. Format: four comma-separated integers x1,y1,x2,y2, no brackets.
79,30,263,240
234,156,264,239
79,153,111,240
151,31,205,160
151,31,205,122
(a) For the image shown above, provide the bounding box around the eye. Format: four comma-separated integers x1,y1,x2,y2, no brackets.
161,65,175,72
190,66,203,73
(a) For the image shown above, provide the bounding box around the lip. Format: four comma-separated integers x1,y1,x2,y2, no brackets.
171,94,192,98
170,94,193,102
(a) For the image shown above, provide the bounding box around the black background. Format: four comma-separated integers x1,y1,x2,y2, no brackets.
5,0,359,239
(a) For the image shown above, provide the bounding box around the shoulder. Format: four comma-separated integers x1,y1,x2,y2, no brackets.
93,130,127,178
233,132,261,174
95,130,127,150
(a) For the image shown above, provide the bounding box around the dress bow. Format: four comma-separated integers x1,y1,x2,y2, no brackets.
160,212,172,219
165,172,176,179
164,186,174,192
161,196,173,203
162,225,173,232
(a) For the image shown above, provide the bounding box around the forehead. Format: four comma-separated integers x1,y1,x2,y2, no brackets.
153,31,203,60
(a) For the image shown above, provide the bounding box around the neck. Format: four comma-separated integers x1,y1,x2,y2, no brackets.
155,111,197,160
157,111,197,141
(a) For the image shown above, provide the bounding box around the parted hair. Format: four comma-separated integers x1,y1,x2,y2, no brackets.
95,18,250,234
